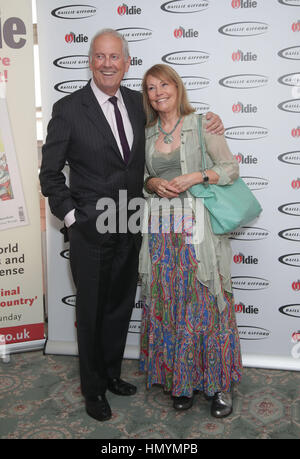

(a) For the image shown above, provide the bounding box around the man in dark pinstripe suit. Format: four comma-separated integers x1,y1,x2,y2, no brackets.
40,29,224,422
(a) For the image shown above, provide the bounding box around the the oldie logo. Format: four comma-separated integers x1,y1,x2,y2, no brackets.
292,280,300,290
65,32,88,43
231,0,258,8
62,295,76,307
292,331,300,342
225,126,268,140
278,228,300,242
161,0,209,13
219,74,268,89
53,55,89,69
278,202,300,216
116,27,152,42
181,76,210,90
238,326,270,340
232,50,258,62
278,46,300,60
278,0,300,5
235,303,259,314
278,151,300,165
278,73,300,87
292,21,300,31
278,253,300,267
60,249,70,259
174,26,199,38
242,176,268,190
54,80,88,93
117,4,142,15
122,78,142,91
162,50,209,65
230,227,269,241
232,102,258,113
191,101,211,114
51,5,97,19
291,178,300,189
219,22,268,37
235,153,258,164
279,304,300,319
129,56,143,66
232,276,270,290
278,99,300,113
292,127,300,137
233,253,258,264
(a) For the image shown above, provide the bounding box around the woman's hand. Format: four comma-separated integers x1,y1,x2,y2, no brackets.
169,170,220,192
168,173,203,193
146,177,180,198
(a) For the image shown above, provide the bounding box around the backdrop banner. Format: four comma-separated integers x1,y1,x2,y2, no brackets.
0,0,45,359
37,0,300,370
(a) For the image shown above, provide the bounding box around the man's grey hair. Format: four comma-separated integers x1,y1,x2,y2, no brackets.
88,28,130,61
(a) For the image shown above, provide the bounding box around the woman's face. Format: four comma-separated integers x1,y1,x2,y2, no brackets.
146,75,178,115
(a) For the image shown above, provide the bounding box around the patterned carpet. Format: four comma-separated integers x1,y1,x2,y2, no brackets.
0,350,299,439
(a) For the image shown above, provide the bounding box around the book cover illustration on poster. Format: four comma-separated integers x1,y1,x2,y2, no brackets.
0,97,28,230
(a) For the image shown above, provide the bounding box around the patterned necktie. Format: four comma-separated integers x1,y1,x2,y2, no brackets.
109,96,130,164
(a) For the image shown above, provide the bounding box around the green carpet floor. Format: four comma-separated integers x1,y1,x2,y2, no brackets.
0,351,299,439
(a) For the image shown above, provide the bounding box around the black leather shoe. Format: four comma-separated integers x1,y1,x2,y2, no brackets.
173,394,194,411
211,391,233,418
85,395,112,422
107,378,137,396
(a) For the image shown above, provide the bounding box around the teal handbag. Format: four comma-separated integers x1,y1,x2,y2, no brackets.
189,115,262,235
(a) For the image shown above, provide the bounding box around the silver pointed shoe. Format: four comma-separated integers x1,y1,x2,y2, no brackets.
211,391,233,418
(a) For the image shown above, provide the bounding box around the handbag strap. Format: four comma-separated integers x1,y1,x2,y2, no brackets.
197,114,207,171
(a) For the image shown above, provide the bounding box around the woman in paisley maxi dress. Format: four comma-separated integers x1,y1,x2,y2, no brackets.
139,64,242,418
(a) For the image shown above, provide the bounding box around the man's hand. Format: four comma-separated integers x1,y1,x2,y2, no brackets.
205,111,224,135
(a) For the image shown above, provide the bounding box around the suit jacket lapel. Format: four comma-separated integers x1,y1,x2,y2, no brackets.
81,82,124,161
120,86,139,164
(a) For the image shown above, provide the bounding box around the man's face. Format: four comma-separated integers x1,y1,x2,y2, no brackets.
89,34,130,96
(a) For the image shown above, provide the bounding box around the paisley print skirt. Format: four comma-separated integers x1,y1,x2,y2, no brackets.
139,213,242,397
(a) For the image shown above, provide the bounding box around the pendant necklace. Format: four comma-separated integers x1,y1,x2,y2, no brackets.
158,116,182,144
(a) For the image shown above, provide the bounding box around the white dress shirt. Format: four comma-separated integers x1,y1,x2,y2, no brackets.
64,78,134,228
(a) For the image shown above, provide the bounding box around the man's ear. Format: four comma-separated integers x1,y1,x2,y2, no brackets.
125,56,131,73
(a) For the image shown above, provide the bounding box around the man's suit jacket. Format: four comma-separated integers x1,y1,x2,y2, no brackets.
40,81,146,242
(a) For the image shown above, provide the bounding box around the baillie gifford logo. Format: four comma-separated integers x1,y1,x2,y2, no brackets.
117,4,142,15
278,0,300,5
161,0,209,13
278,151,300,165
51,5,97,19
238,326,270,340
278,202,300,216
219,22,268,37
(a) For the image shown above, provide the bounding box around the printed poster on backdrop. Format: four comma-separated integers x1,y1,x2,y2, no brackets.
0,98,28,229
0,0,44,357
37,0,300,370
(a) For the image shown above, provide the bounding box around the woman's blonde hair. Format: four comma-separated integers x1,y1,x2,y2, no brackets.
142,64,195,126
